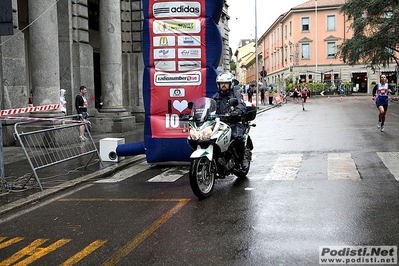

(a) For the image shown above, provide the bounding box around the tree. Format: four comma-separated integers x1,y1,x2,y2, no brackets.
338,0,399,72
230,59,236,72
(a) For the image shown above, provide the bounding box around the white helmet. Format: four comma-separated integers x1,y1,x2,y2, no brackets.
216,72,234,84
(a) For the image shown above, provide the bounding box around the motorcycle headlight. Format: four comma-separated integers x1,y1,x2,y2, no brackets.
199,125,214,140
189,127,198,140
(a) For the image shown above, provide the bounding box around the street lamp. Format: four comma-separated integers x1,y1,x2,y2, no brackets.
315,0,318,82
255,0,259,107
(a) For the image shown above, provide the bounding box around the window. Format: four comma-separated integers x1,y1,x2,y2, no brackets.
301,17,309,32
327,42,336,57
290,21,292,36
285,25,287,39
301,43,310,59
327,15,336,31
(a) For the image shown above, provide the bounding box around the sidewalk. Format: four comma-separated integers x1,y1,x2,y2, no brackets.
0,104,273,215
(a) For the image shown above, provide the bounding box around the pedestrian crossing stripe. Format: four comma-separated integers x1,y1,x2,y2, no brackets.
327,153,360,180
265,154,302,180
377,152,399,181
147,167,189,182
95,152,399,183
94,162,149,183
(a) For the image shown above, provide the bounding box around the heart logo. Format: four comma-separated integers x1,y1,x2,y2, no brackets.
173,100,188,113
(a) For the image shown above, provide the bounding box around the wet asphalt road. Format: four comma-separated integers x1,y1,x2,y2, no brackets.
1,96,399,265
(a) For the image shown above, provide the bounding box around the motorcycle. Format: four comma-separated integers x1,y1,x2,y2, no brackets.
186,97,256,199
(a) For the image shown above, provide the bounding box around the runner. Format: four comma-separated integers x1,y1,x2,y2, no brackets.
300,83,308,111
372,74,394,132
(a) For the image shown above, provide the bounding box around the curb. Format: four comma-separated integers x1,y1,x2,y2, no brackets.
0,155,146,215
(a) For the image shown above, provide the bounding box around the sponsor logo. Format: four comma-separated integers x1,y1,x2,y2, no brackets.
153,36,175,47
178,36,201,46
170,88,185,97
153,2,201,18
153,20,201,34
178,61,201,71
155,61,176,72
154,48,176,59
154,71,202,86
178,48,201,59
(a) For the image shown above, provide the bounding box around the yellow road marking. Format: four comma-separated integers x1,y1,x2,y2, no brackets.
0,198,190,265
0,238,71,265
61,240,107,266
102,199,190,266
0,237,24,249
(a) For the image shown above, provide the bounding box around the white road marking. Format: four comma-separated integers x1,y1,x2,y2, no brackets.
377,152,399,181
327,153,360,180
147,167,189,182
265,154,302,180
94,162,149,183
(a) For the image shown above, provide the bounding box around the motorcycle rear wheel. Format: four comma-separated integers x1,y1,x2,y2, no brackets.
189,157,216,199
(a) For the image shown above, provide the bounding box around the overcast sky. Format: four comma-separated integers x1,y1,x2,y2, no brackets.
228,0,307,53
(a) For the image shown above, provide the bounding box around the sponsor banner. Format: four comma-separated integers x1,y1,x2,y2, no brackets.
155,61,176,72
153,19,201,34
154,71,201,86
153,2,201,18
178,48,201,59
170,88,185,97
178,61,201,71
142,0,223,163
148,68,206,139
153,48,176,59
178,35,201,46
143,0,223,23
153,36,176,47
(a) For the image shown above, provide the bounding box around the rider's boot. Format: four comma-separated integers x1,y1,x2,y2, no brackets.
236,142,248,169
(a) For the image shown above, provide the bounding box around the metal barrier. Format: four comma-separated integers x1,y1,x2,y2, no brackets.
13,115,102,190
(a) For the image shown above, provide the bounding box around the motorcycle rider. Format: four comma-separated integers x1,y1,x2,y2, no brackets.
212,72,248,169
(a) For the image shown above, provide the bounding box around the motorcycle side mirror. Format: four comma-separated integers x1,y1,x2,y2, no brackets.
229,98,238,107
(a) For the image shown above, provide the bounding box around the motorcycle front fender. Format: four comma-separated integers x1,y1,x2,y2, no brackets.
190,145,214,161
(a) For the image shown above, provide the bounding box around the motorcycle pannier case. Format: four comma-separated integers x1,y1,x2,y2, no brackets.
245,106,257,121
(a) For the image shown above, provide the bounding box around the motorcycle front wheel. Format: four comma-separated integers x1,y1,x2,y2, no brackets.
189,157,216,199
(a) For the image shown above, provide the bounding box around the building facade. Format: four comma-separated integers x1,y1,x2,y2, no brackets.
0,0,232,146
242,0,397,93
0,0,145,145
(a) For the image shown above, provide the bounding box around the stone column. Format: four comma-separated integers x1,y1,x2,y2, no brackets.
28,0,61,114
99,1,126,113
1,0,28,145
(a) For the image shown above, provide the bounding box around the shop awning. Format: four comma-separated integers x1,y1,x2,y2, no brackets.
351,70,367,74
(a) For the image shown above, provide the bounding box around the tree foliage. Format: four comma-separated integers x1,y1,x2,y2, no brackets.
230,59,236,72
338,0,399,71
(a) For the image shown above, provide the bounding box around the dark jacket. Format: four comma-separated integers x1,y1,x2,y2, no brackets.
212,89,247,116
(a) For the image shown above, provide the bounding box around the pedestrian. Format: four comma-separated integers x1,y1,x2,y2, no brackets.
60,89,67,115
300,83,308,111
247,84,254,103
268,87,273,105
293,84,299,103
260,86,265,104
372,74,394,132
75,86,89,142
232,79,243,94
